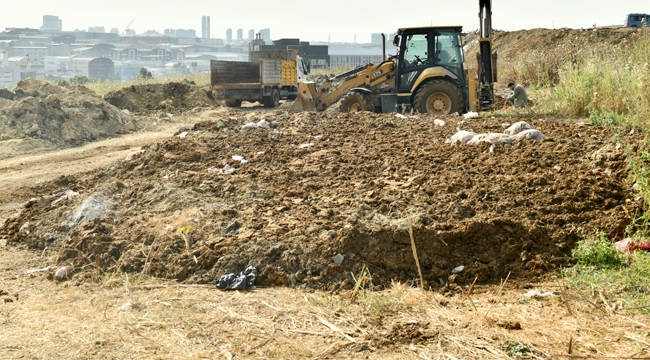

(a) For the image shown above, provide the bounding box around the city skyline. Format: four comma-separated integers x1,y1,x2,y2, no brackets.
0,0,646,43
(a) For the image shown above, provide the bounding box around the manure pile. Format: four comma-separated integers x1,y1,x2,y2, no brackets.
1,112,640,289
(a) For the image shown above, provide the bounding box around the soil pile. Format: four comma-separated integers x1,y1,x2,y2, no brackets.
0,112,641,290
0,78,135,159
104,81,220,115
465,27,648,73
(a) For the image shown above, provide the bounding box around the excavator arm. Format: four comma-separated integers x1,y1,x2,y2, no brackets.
290,61,396,112
475,0,497,110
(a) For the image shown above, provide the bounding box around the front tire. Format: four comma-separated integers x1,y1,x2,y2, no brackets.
339,92,374,112
413,80,462,115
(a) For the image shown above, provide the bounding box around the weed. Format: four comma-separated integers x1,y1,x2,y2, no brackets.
265,349,278,358
572,232,624,268
501,340,537,357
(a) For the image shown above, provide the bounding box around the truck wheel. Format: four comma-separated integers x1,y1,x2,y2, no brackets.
264,88,280,108
413,80,462,115
340,92,374,112
225,100,242,107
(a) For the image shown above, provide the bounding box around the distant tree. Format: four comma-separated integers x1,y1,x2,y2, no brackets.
137,67,153,80
68,75,95,85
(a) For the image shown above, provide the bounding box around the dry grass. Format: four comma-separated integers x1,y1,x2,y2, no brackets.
2,246,649,359
85,73,211,97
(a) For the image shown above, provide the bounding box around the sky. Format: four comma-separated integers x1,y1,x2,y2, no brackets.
0,0,646,43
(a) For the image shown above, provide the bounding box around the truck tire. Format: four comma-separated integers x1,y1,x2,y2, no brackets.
340,92,374,112
264,88,280,108
225,99,242,108
413,80,462,115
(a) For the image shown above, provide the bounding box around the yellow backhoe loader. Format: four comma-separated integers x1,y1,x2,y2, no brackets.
291,0,497,115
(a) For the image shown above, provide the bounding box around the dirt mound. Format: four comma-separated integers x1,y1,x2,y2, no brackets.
465,27,647,62
104,81,220,115
0,113,641,289
0,78,135,159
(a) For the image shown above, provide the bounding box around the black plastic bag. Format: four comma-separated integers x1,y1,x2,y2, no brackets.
215,266,258,290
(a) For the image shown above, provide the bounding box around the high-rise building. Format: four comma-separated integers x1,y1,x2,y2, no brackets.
226,28,232,43
248,29,254,40
237,29,243,41
165,28,197,37
41,15,62,32
371,33,384,45
260,28,270,41
88,26,105,33
201,16,211,39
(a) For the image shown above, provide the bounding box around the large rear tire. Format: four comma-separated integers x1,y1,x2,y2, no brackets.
264,88,280,108
413,80,462,115
339,92,374,112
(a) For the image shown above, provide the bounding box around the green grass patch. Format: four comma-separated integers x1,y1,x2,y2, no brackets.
501,340,538,357
566,233,650,314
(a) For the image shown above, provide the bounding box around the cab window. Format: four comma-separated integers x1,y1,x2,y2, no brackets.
402,33,429,68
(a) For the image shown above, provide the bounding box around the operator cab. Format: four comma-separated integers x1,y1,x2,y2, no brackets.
393,26,465,93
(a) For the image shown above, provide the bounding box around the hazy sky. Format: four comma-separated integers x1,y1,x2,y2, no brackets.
0,0,646,43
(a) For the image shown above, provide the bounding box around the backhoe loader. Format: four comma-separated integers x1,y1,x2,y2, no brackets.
290,0,497,115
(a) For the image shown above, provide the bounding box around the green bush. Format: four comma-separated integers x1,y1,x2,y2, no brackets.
68,75,96,85
137,67,153,80
572,232,624,268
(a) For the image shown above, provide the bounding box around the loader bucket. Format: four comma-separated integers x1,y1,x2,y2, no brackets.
289,82,318,112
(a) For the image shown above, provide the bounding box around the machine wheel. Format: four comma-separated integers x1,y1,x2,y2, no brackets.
413,80,462,115
339,92,374,112
264,88,280,108
225,99,242,108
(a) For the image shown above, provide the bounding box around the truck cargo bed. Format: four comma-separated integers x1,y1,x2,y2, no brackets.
211,61,259,85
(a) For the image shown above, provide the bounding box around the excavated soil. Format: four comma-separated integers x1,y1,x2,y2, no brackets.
104,81,220,115
0,112,641,290
465,27,648,63
0,79,135,159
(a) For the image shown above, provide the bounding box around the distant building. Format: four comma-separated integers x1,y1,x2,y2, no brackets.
117,35,176,46
88,26,105,33
110,28,119,34
70,57,114,80
252,38,329,68
329,47,395,67
41,15,62,32
248,29,254,40
165,29,197,38
0,51,21,87
202,16,210,39
8,56,45,79
260,28,271,41
237,29,243,41
371,33,384,45
12,46,48,58
226,29,232,43
44,56,70,74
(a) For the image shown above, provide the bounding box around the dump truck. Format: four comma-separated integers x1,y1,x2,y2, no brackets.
291,0,496,115
210,50,308,108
